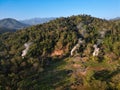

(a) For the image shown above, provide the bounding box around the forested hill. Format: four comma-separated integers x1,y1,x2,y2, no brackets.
0,15,120,90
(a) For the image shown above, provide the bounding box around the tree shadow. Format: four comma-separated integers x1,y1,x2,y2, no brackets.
93,67,120,81
36,57,71,89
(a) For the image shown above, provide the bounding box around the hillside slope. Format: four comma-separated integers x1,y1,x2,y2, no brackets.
0,15,120,90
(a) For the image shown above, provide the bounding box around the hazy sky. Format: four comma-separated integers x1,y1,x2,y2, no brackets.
0,0,120,20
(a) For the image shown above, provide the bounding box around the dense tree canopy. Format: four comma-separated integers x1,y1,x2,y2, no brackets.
0,15,120,90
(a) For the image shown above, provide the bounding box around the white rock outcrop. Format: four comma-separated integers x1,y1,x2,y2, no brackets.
21,42,32,57
93,44,99,56
71,38,83,56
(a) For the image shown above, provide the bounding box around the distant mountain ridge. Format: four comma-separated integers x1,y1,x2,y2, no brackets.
110,17,120,21
0,18,29,34
20,17,56,25
0,17,56,34
0,18,29,29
